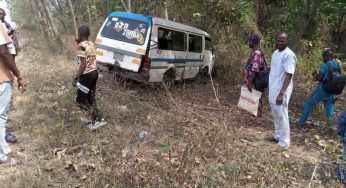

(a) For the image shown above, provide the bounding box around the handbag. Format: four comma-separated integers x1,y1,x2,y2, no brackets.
254,52,269,90
237,87,262,116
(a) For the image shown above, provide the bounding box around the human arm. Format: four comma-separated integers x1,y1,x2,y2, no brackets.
276,72,293,105
11,32,21,53
312,71,323,81
1,53,27,92
246,71,256,91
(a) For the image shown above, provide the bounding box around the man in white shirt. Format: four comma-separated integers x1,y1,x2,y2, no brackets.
268,32,297,150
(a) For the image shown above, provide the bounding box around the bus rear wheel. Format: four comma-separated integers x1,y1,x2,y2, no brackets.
162,69,175,89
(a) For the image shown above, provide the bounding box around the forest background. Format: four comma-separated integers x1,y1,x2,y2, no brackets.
2,0,346,187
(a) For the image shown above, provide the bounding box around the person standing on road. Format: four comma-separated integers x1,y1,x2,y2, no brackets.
296,49,339,127
242,34,266,125
0,22,27,164
267,32,297,150
72,25,106,130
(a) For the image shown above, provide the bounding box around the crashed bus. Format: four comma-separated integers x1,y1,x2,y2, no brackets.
95,11,214,86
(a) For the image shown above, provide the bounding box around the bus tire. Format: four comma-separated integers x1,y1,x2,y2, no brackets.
196,67,209,83
162,69,175,89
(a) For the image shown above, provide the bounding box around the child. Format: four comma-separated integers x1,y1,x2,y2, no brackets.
72,25,106,130
337,110,346,183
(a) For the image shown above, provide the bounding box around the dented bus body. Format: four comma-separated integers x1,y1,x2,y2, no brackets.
95,11,214,85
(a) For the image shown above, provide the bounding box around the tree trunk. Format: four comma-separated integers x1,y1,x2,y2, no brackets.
121,0,128,12
164,0,169,20
39,0,63,47
291,0,323,50
67,0,78,38
87,5,92,29
33,0,49,35
127,0,132,12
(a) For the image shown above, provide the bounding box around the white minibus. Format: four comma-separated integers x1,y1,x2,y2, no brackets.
95,11,214,86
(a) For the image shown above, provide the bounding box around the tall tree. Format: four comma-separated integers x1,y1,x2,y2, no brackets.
291,0,323,50
39,0,63,46
67,0,78,38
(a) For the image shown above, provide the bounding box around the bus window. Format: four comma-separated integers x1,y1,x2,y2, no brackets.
189,34,202,53
101,17,148,45
158,28,186,51
205,37,213,52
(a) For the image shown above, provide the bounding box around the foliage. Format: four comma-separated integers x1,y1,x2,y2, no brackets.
8,0,346,66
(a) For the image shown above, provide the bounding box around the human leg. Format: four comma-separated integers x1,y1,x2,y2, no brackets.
255,97,263,124
0,82,13,162
297,91,320,126
323,98,335,125
270,101,290,148
86,71,102,121
270,102,281,140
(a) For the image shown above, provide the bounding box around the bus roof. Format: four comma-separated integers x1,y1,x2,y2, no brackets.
152,17,210,38
108,11,152,26
108,11,210,38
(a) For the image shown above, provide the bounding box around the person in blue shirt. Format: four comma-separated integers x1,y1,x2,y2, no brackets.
296,48,340,127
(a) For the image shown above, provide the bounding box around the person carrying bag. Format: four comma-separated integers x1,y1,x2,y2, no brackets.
240,34,266,125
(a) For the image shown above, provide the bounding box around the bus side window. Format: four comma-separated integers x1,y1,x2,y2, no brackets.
172,31,186,51
158,28,185,51
189,34,202,53
158,28,172,50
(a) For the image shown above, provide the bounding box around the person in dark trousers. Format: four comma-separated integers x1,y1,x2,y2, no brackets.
72,25,106,130
296,49,339,127
242,34,265,125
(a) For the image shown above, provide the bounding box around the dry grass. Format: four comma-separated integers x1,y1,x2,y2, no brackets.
1,30,345,188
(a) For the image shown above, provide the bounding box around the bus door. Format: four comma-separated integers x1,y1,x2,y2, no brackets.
151,26,187,80
184,34,203,79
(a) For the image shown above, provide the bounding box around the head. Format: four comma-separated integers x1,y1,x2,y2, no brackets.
77,25,90,42
322,48,334,62
248,34,261,48
276,32,288,51
0,8,6,22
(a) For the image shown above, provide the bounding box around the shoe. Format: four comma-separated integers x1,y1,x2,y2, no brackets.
295,121,306,129
265,136,279,143
5,132,17,143
80,117,92,125
279,145,288,151
87,120,107,131
0,152,25,166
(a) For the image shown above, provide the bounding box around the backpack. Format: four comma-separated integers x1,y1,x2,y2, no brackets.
323,61,346,95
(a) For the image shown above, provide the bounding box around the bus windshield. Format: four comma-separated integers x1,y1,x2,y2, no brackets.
101,16,149,46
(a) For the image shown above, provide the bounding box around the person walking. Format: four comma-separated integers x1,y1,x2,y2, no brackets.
242,34,266,125
267,32,297,150
296,49,340,127
72,25,106,130
0,22,27,164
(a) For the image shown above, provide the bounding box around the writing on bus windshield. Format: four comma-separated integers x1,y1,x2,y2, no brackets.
101,17,148,45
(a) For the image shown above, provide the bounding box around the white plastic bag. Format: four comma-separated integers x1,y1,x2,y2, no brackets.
237,86,262,116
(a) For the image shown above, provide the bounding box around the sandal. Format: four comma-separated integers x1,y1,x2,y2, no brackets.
0,152,25,166
5,132,17,143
